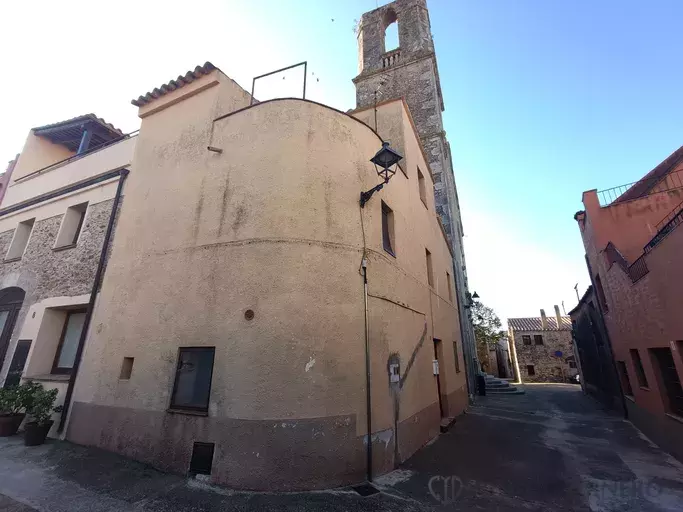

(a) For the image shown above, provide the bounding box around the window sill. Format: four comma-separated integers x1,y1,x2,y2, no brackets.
52,243,77,252
25,374,71,382
383,248,396,258
167,408,208,417
639,386,650,391
665,413,683,425
624,394,635,403
3,257,21,263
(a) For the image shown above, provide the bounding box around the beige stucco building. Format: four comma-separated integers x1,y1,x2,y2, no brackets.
508,307,577,383
0,114,135,437
36,62,468,490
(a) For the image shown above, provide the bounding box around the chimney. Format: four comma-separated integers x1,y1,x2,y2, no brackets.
554,305,563,329
540,309,548,329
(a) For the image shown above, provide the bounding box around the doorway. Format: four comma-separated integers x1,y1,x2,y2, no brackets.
0,287,25,375
433,338,445,418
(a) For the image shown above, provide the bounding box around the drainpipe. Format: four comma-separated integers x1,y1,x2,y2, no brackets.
362,257,373,482
58,168,129,433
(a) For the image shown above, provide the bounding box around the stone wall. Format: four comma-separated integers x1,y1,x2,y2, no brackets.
512,329,574,383
0,198,115,381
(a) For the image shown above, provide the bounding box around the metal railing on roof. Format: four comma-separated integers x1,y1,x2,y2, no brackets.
597,169,683,206
644,199,683,253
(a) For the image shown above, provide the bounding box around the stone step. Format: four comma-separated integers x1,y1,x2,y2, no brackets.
485,382,510,388
440,416,457,433
486,387,525,395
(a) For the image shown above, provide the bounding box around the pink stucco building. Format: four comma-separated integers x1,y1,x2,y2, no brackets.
575,145,683,461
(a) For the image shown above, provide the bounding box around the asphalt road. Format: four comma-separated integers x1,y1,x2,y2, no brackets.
1,384,682,511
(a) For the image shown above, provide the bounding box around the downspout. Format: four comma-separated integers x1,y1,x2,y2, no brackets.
58,168,129,433
361,257,373,482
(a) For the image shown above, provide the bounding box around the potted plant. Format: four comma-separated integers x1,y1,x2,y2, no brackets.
0,383,34,436
24,382,60,446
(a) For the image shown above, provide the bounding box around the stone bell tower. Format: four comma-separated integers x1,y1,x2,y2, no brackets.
353,0,478,395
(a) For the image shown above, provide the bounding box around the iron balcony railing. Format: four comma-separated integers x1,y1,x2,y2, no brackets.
605,242,649,283
597,169,683,207
644,199,683,253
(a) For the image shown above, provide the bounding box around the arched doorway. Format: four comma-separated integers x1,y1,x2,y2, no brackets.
0,287,25,372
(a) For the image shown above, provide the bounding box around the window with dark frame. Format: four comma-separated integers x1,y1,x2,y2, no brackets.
522,335,531,345
630,349,649,388
617,360,633,396
51,310,87,374
649,347,683,417
170,347,215,413
534,334,544,346
381,201,395,256
526,365,535,376
446,271,453,302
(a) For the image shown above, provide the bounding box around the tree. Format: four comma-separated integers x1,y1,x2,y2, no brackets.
471,300,504,373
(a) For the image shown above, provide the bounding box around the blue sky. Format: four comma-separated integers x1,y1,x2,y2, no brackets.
1,0,681,322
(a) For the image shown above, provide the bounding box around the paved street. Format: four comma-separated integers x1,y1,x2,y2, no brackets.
0,384,682,511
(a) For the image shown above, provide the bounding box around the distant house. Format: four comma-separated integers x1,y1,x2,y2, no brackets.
508,307,576,383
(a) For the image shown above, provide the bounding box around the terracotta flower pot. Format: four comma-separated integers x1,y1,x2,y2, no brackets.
24,420,53,446
0,413,25,436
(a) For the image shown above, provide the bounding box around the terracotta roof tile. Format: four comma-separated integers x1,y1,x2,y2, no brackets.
33,113,123,137
507,317,572,332
131,62,217,107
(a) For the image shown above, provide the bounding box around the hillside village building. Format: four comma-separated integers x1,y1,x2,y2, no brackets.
354,0,479,394
508,307,576,383
0,0,473,490
575,145,683,462
0,115,134,437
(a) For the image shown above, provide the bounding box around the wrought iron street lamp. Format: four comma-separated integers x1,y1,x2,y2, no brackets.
359,142,403,208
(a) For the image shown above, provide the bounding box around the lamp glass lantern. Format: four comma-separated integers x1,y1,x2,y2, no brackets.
360,142,403,207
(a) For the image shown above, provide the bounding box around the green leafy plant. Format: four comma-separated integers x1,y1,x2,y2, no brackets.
24,382,59,426
0,382,39,415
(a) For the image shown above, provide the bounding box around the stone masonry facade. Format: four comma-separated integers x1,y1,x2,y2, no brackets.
353,0,475,391
511,329,574,383
0,198,115,382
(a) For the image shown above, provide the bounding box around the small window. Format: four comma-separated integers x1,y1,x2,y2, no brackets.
381,201,395,257
120,357,134,380
446,272,453,302
595,274,608,313
649,348,683,416
617,360,633,396
526,365,536,376
534,335,544,346
630,349,648,388
453,341,460,373
417,167,428,207
55,202,88,248
5,218,35,261
522,335,531,346
425,249,433,287
189,442,215,476
569,361,577,369
52,310,87,374
170,347,215,413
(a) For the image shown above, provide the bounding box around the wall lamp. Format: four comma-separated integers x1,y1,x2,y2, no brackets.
360,142,403,208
